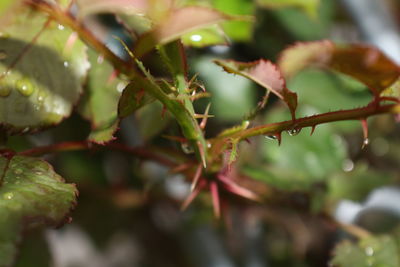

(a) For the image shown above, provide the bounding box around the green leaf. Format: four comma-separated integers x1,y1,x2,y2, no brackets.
278,41,400,96
0,155,77,267
212,0,255,41
181,25,228,47
331,234,400,267
78,50,123,144
0,14,89,134
118,81,155,118
214,59,298,119
257,0,320,18
133,6,234,57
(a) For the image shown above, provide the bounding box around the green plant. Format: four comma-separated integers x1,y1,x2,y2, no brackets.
1,0,400,266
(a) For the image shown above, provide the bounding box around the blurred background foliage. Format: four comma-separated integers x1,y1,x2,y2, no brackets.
4,0,400,266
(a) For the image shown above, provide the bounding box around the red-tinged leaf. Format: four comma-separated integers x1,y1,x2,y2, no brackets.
133,6,234,57
278,40,334,79
214,59,298,119
278,41,400,96
76,0,148,17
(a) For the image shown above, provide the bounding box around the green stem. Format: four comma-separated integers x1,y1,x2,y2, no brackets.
28,0,207,166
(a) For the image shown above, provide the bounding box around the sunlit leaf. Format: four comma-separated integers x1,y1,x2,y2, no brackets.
133,6,234,57
76,0,148,17
0,155,77,267
278,41,400,96
78,50,123,144
214,59,297,119
331,233,400,267
257,0,320,18
182,25,228,48
0,14,89,134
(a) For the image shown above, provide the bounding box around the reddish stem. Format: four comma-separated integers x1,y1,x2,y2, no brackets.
19,141,176,167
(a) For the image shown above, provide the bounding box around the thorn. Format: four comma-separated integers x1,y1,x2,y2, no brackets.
190,164,203,191
210,181,221,218
200,103,212,129
276,132,282,146
63,32,78,55
361,118,369,149
218,174,260,201
107,69,119,84
310,125,316,136
181,180,205,211
244,138,251,144
197,141,207,168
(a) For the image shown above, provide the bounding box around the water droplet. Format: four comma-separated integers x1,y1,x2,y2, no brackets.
3,192,14,200
58,24,65,30
16,78,34,96
14,168,23,175
190,34,202,42
63,61,69,68
116,82,125,93
365,246,374,256
22,127,30,133
37,90,48,103
33,104,41,111
287,127,301,136
0,50,7,60
181,143,194,154
97,55,104,64
362,138,369,149
264,135,277,140
342,159,354,172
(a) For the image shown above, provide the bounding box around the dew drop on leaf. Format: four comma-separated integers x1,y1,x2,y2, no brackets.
190,34,202,42
365,246,374,256
16,78,34,96
3,192,14,200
